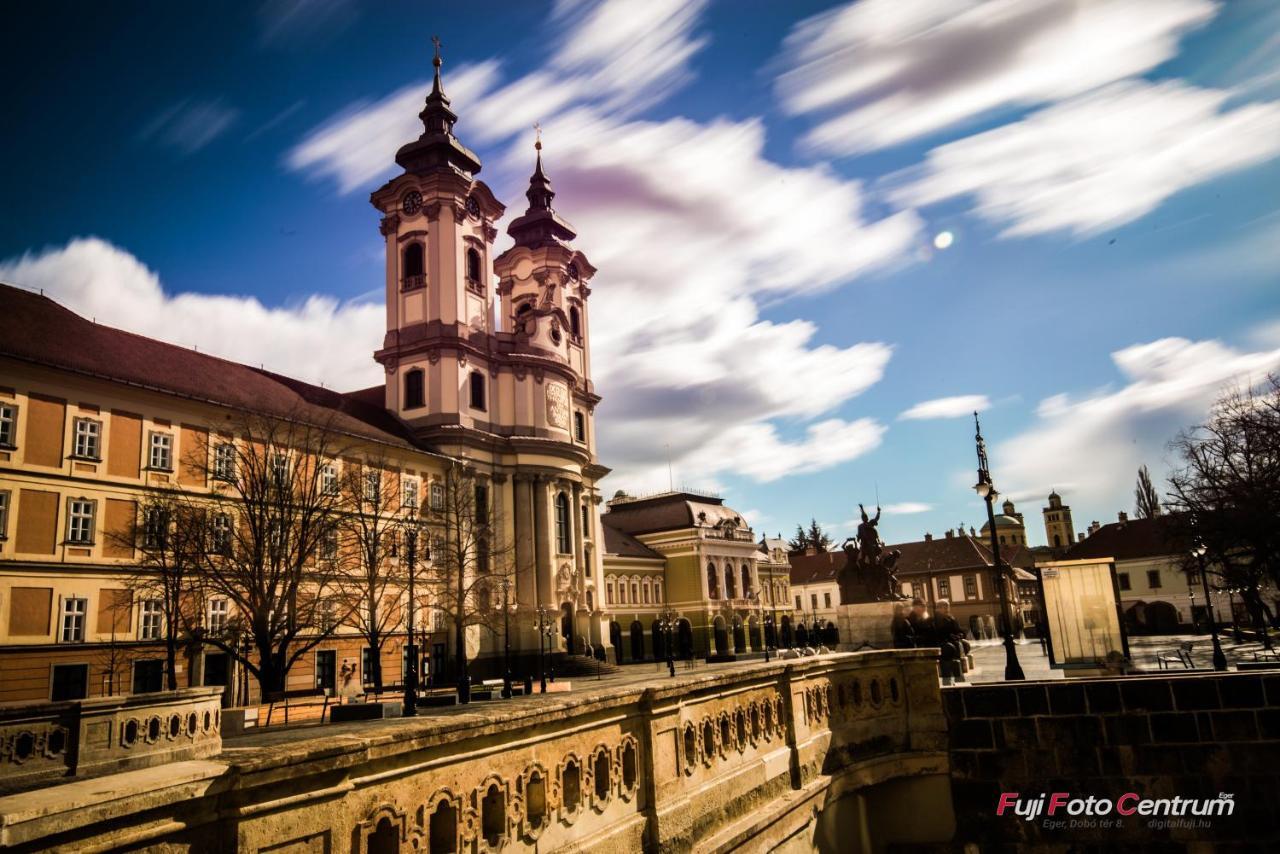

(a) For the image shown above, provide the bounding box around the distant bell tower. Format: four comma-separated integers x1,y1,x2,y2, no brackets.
1042,490,1075,549
371,37,506,418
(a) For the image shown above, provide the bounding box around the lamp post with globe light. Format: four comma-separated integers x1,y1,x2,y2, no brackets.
1192,543,1228,671
972,413,1025,681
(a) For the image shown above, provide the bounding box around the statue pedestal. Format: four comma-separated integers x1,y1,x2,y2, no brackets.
837,602,897,650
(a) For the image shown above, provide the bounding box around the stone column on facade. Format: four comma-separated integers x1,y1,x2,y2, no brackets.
571,481,587,650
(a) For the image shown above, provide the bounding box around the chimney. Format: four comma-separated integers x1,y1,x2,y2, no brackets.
1117,511,1128,524
1078,532,1085,542
1089,520,1101,536
924,532,933,541
945,529,954,539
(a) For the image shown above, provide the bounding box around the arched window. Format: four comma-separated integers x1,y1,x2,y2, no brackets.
569,306,581,339
642,578,651,604
555,493,571,554
631,581,639,603
707,563,719,600
403,368,424,410
402,243,425,288
466,247,482,283
605,580,614,605
655,579,663,603
617,577,627,605
741,564,752,598
725,566,737,599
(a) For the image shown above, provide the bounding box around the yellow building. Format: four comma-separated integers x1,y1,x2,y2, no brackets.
978,498,1028,547
0,51,618,703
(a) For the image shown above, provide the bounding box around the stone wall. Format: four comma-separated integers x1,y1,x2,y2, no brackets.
0,652,954,853
944,671,1280,849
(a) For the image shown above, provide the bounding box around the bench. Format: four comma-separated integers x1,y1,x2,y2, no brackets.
265,688,332,726
1156,641,1194,670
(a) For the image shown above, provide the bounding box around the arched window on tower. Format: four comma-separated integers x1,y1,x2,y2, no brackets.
466,247,482,284
555,492,571,554
707,563,719,600
402,243,425,290
569,306,581,339
403,368,425,410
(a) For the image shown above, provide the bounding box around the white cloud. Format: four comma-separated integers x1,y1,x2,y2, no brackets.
285,62,501,193
883,502,932,514
891,79,1280,237
139,99,240,155
0,238,385,392
997,334,1280,519
900,394,990,420
777,0,1218,156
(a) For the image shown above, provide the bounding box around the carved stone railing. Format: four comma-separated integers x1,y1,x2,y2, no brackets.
0,653,952,852
0,687,223,793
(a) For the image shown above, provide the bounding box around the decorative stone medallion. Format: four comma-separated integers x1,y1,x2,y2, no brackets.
546,382,570,429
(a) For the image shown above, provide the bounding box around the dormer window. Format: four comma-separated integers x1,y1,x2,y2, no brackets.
466,247,482,284
402,243,425,291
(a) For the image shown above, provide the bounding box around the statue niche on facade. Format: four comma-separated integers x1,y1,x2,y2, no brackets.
838,503,908,604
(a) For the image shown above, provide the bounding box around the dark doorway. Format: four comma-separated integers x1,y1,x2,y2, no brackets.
51,663,88,701
315,650,337,694
560,602,574,655
630,621,645,661
780,616,793,647
652,620,665,660
132,659,164,694
733,621,746,653
431,643,447,687
609,621,623,665
203,653,229,687
713,618,729,656
677,620,694,659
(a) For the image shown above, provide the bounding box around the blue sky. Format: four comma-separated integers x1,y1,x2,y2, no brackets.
3,0,1279,546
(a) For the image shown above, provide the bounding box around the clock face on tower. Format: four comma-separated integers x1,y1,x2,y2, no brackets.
402,191,423,216
466,195,480,217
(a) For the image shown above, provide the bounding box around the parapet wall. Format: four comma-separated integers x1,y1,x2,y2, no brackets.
944,671,1280,849
0,651,952,853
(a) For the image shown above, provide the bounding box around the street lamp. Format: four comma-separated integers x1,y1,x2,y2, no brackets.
972,413,1025,681
535,604,555,693
657,606,678,677
1192,543,1228,671
500,575,513,699
401,516,422,716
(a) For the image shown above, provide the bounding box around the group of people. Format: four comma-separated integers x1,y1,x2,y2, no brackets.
891,597,972,665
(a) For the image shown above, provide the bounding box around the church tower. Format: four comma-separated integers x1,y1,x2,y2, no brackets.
370,41,610,669
1042,491,1075,549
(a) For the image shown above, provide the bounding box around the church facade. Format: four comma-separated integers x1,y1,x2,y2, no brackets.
0,49,619,703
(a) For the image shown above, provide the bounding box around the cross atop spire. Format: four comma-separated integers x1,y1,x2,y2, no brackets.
507,121,577,247
394,32,482,175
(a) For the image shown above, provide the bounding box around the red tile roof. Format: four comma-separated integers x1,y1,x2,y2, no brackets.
0,284,426,451
788,534,1039,585
600,518,665,560
1064,516,1186,561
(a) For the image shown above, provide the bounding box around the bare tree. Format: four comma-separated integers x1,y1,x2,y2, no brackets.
109,492,204,691
1134,464,1162,519
418,460,513,702
189,412,360,697
1167,376,1280,637
333,454,407,694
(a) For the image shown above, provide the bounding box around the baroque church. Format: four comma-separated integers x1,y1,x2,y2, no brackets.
0,46,779,704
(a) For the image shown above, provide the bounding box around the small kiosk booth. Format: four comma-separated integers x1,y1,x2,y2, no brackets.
1036,558,1131,675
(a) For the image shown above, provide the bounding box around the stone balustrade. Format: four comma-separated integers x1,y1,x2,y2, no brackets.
0,687,223,794
0,652,953,852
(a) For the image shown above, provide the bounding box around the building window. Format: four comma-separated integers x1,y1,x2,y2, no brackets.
823,592,831,609
0,403,15,447
606,580,614,605
655,580,663,603
642,579,651,604
404,368,425,410
143,506,168,549
320,463,338,495
207,598,229,636
67,499,95,544
430,482,445,511
617,578,627,605
469,371,487,411
0,490,9,540
707,563,720,600
580,504,589,536
271,453,290,487
574,411,586,442
794,595,801,610
72,417,101,459
810,593,818,611
210,513,232,554
1118,572,1131,591
149,432,173,471
631,581,639,603
466,247,482,283
403,477,419,510
363,471,380,503
475,484,489,526
321,527,338,560
140,600,163,640
741,564,752,598
50,663,88,701
1147,570,1162,589
725,567,737,599
569,306,581,339
937,577,951,600
214,443,236,481
402,243,425,289
964,576,977,599
60,597,87,642
911,582,924,600
555,492,571,554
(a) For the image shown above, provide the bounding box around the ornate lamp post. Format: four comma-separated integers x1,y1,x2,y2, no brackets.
535,604,555,693
657,606,678,677
1192,543,1227,671
401,515,423,716
972,413,1025,681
